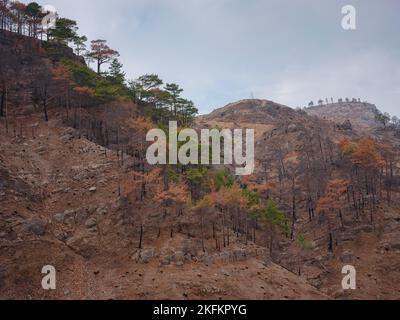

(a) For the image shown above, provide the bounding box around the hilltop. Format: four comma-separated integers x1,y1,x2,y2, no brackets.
305,101,381,131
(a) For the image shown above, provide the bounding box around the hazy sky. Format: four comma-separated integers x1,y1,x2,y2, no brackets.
41,0,399,115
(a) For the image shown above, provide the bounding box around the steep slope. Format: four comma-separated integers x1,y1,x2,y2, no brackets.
197,99,358,175
197,99,400,300
0,110,327,300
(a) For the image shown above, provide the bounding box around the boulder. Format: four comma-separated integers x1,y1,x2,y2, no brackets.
85,217,97,229
159,248,174,265
66,233,97,259
96,206,108,215
337,120,353,131
140,248,156,263
53,213,65,223
26,219,47,236
172,251,185,263
132,248,157,264
63,209,76,225
180,239,203,256
36,146,47,155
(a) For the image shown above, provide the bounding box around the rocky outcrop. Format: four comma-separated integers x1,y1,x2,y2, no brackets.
306,102,381,131
336,119,352,131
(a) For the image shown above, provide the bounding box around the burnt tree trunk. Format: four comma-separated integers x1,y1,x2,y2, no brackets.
138,225,144,249
0,88,4,117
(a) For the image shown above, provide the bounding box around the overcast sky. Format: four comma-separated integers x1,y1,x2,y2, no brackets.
41,0,399,116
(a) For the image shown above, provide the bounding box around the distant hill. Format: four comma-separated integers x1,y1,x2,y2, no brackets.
199,99,303,124
305,102,381,131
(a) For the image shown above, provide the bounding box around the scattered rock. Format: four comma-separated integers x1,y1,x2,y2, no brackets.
63,209,76,225
172,251,184,263
308,277,322,288
60,128,76,141
201,254,213,266
132,248,157,264
89,187,97,193
180,239,202,256
54,230,67,241
36,146,46,155
159,248,174,265
160,257,171,266
26,219,47,236
53,213,65,223
85,217,97,229
287,123,301,133
96,206,108,215
66,233,97,259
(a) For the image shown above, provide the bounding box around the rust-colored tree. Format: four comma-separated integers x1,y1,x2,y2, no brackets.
242,174,275,199
88,39,119,74
126,116,154,171
72,86,95,137
154,181,189,239
52,63,76,120
119,168,163,249
317,179,349,252
10,1,26,35
339,138,385,221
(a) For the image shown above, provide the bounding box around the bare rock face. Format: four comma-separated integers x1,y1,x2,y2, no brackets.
306,102,380,131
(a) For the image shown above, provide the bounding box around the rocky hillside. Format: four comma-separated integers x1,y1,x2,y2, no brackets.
198,99,400,299
0,110,327,300
305,102,381,131
1,28,400,301
197,99,358,175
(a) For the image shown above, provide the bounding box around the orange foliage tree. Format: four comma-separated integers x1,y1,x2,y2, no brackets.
119,168,164,249
154,180,189,238
72,86,95,136
338,138,387,219
317,179,349,252
127,116,155,171
88,39,119,74
52,64,76,120
242,174,275,199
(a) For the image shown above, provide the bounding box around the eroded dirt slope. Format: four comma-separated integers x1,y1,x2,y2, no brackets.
0,112,326,300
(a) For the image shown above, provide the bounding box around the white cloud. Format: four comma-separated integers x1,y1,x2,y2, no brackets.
251,49,400,116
